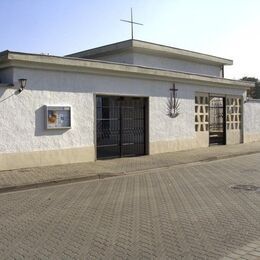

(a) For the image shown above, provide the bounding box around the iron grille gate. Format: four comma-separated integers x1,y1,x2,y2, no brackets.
209,96,226,145
96,96,147,159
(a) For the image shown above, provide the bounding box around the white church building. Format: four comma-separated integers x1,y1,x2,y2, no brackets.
0,39,259,171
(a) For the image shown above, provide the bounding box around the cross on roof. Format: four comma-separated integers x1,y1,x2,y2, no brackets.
120,8,143,40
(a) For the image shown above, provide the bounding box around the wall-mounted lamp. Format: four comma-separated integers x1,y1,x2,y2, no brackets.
18,78,27,93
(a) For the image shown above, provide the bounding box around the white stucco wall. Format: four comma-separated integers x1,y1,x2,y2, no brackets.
0,65,249,171
149,84,244,143
1,67,173,154
0,66,245,155
244,100,260,142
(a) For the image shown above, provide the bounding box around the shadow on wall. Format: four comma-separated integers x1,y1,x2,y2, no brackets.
35,106,69,136
0,88,20,103
0,87,6,99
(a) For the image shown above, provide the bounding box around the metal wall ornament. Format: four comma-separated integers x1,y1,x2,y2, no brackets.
167,84,180,118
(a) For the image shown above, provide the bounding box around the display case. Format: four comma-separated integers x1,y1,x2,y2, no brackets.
45,106,71,129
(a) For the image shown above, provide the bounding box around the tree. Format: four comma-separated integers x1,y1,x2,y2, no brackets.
241,77,260,99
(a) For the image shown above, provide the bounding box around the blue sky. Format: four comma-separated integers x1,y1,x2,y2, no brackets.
1,0,259,79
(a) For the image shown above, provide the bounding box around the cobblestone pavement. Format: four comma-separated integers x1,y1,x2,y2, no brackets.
1,141,260,190
0,153,260,259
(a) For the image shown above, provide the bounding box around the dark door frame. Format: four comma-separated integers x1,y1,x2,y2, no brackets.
95,94,149,160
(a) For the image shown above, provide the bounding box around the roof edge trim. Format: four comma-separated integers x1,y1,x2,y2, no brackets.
0,51,252,90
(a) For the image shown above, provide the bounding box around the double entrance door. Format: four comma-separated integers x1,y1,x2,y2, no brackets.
96,95,147,159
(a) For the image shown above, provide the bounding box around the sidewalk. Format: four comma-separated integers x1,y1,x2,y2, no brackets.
1,141,260,193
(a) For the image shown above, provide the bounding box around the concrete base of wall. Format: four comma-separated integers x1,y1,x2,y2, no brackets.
244,133,260,143
195,132,209,147
2,131,251,171
226,130,242,145
150,134,209,155
0,146,95,171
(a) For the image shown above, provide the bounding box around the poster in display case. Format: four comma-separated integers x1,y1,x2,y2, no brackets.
45,106,71,129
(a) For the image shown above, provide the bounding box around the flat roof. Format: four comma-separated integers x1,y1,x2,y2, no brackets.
67,39,233,66
0,50,252,90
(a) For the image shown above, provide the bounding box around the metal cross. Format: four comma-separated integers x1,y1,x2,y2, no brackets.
170,84,178,107
120,8,143,39
170,84,178,96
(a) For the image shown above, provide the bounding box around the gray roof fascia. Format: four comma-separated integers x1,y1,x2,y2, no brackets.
0,51,253,90
67,39,233,66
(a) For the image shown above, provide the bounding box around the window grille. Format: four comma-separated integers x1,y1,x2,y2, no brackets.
226,98,241,130
195,94,209,132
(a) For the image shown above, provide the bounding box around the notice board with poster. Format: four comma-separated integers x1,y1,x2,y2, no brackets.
45,106,71,129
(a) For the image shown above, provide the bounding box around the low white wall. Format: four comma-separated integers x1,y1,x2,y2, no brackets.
0,66,246,170
244,100,260,142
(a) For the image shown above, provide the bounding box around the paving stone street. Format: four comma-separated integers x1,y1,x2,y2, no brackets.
0,153,260,259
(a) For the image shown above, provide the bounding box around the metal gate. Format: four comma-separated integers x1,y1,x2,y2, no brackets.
209,96,226,145
96,96,147,159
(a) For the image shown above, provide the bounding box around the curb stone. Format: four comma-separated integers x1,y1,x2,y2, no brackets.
1,150,260,194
